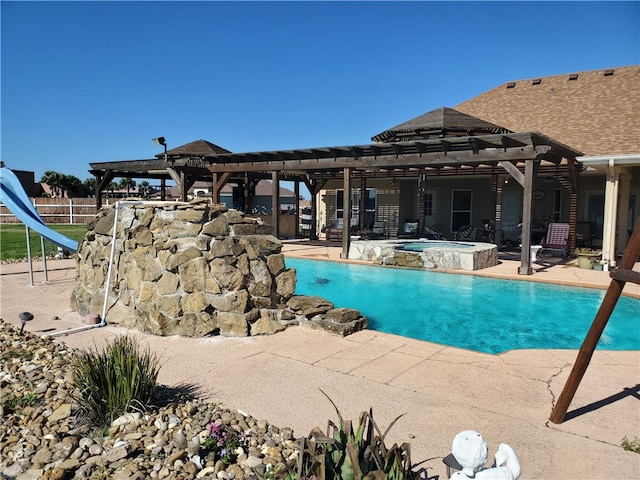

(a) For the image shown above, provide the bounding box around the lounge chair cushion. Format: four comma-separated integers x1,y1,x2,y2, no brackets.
403,222,418,234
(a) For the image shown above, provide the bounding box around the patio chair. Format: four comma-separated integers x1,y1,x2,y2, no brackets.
541,222,570,258
397,219,420,239
324,218,343,241
368,220,388,239
453,225,478,241
422,226,446,240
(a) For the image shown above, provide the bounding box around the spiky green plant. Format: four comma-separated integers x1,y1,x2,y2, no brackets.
71,335,159,426
287,390,417,480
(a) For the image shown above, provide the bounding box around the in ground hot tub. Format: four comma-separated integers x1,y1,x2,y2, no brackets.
348,239,498,271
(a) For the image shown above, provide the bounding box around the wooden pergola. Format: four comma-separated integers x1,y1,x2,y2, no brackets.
90,131,582,275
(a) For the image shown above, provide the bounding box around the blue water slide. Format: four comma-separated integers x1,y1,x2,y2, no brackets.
0,168,79,252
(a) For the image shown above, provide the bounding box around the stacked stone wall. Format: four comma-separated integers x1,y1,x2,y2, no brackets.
71,200,366,337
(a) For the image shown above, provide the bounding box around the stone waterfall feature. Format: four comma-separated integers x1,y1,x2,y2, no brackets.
71,200,366,337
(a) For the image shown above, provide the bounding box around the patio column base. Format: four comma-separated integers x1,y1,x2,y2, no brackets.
518,266,533,275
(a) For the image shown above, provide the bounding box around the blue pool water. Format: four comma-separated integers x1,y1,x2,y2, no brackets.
287,258,639,354
398,241,474,251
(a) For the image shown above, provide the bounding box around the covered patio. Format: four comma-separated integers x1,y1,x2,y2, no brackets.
89,110,582,275
188,129,581,275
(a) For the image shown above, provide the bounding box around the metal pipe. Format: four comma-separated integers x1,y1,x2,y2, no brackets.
26,225,34,287
41,235,49,282
50,200,187,337
100,200,122,324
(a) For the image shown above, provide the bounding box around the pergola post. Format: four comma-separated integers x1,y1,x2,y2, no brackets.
359,176,367,230
494,173,503,245
272,171,280,238
518,159,535,275
211,173,220,204
418,173,426,234
180,171,187,202
341,167,352,259
243,174,250,213
294,180,301,238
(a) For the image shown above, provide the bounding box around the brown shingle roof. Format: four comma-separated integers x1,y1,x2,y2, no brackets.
371,107,511,143
170,179,295,197
161,139,231,158
455,66,640,155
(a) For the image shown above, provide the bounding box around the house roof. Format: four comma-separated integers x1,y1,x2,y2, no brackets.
170,179,296,198
160,139,231,158
371,107,511,143
455,65,640,156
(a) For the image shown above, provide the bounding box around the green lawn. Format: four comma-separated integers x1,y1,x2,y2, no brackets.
0,224,88,261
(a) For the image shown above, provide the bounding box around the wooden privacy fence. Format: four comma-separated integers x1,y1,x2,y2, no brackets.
0,197,105,224
0,200,304,236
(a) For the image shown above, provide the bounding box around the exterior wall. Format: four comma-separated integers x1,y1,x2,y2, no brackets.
577,166,640,248
317,174,586,242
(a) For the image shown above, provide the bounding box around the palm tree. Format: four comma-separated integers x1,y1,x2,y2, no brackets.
40,171,64,197
107,182,118,198
138,180,151,198
61,174,82,198
82,177,96,197
118,178,137,196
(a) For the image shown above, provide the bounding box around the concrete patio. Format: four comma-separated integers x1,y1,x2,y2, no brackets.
1,243,638,479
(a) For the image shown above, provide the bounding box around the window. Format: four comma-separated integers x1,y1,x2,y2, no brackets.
451,190,472,231
337,189,377,226
424,192,434,217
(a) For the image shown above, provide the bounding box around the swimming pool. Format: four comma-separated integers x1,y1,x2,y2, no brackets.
287,257,639,354
397,241,475,251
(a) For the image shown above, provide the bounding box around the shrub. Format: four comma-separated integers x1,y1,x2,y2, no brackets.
622,436,640,454
71,335,159,426
285,390,417,480
3,392,38,413
203,421,246,464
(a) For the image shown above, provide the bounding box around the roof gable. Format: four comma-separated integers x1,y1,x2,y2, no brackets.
455,66,640,155
371,107,511,143
161,139,231,158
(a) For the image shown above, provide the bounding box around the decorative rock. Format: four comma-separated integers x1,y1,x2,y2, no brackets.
47,403,71,422
71,204,366,339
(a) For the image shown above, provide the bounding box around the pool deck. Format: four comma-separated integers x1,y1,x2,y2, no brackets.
1,245,639,479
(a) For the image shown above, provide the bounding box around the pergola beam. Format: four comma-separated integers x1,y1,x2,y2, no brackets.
204,146,544,174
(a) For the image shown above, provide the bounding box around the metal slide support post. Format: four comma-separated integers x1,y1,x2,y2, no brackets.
26,225,34,287
50,200,178,337
41,236,48,283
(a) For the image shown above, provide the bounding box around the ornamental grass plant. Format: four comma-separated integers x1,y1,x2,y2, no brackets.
71,334,160,427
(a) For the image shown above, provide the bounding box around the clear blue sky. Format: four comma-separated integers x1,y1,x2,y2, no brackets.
2,1,639,187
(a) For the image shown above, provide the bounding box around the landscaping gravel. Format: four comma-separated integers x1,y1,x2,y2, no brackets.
0,320,300,479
